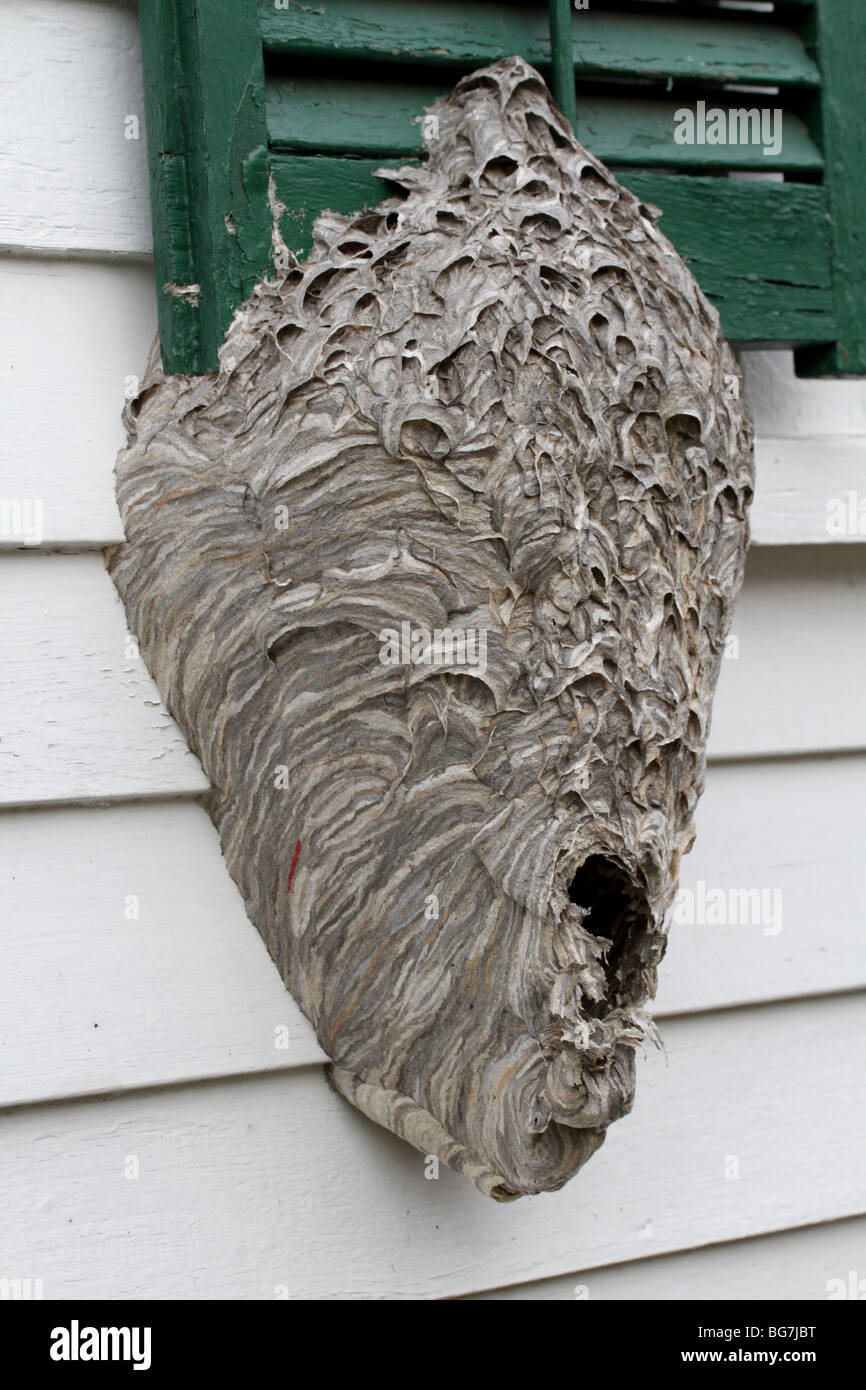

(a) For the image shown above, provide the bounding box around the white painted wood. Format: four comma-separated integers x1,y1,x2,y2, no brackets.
707,543,866,760
744,350,866,441
655,753,866,1015
0,802,325,1108
466,1215,866,1300
0,0,151,256
0,550,862,808
0,994,862,1299
0,257,155,548
751,435,866,546
0,554,209,804
0,755,861,1108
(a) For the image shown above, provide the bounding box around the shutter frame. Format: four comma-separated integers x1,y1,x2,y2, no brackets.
794,0,866,377
139,0,272,373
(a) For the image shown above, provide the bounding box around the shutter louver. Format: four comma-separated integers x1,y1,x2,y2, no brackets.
139,0,864,375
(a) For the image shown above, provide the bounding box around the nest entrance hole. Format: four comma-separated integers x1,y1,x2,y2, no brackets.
568,855,649,1008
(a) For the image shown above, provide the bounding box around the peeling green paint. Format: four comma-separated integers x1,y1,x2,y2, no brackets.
139,0,272,373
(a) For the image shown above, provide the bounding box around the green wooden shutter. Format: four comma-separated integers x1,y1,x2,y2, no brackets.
139,0,865,376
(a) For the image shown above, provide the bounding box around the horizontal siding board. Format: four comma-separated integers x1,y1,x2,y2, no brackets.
0,554,209,804
654,752,866,1016
1,994,862,1298
0,0,152,256
744,348,866,438
0,753,861,1107
466,1216,866,1300
0,264,863,550
269,157,837,345
4,432,862,549
0,257,154,548
707,543,866,759
265,78,823,173
0,547,864,808
751,435,866,545
259,2,821,89
0,801,325,1108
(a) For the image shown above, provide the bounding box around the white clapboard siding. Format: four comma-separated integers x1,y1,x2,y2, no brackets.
1,549,864,809
0,802,325,1108
752,436,866,546
744,349,866,441
0,257,155,547
0,554,208,803
0,755,862,1109
466,1215,866,1300
0,0,150,256
0,994,863,1299
707,544,866,760
0,257,864,549
655,753,866,1015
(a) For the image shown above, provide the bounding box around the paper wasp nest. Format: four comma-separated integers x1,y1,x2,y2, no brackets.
110,58,754,1199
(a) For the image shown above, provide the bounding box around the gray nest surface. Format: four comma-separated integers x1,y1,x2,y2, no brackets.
110,57,754,1199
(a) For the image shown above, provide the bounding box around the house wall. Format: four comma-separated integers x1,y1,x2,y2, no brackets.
0,0,863,1300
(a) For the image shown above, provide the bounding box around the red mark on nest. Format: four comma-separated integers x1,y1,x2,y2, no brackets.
287,839,301,891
